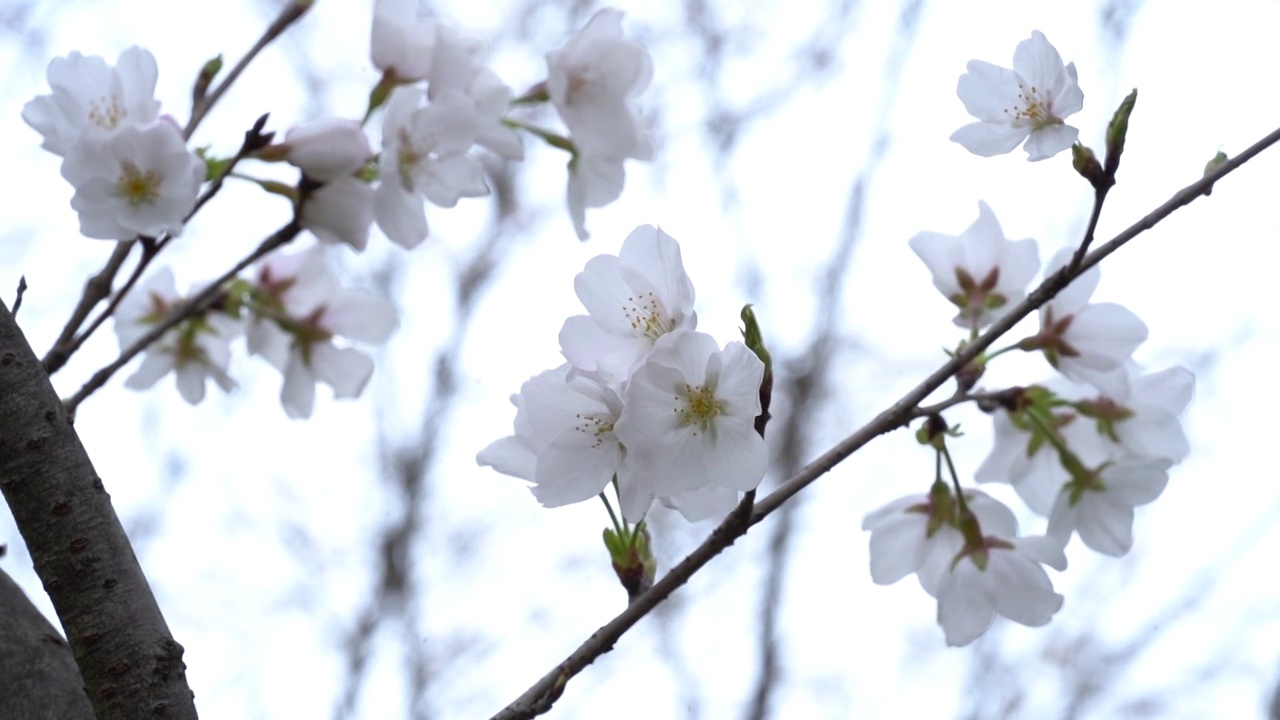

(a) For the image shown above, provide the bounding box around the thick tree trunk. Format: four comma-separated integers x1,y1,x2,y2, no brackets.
0,299,198,719
0,566,94,719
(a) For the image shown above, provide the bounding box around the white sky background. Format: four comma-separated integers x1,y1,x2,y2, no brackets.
3,0,1280,718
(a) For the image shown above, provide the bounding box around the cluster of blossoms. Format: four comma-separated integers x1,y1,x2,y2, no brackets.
478,225,768,524
862,32,1193,646
297,1,652,248
111,246,396,418
23,5,654,416
22,46,205,240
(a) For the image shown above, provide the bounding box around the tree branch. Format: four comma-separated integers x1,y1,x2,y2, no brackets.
490,123,1280,720
0,301,198,719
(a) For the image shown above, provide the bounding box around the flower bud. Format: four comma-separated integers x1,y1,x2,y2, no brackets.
1071,143,1107,190
1104,89,1137,176
281,118,372,183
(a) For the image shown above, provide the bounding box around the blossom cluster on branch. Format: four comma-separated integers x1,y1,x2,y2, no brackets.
478,226,768,524
23,3,655,417
863,32,1193,646
13,8,1224,718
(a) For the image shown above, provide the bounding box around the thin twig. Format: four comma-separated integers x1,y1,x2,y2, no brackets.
909,390,1004,420
489,122,1280,720
42,241,134,373
1069,186,1109,274
183,0,312,140
64,220,301,417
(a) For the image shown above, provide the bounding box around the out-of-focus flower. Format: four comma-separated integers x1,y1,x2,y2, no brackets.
951,31,1083,161
60,120,204,240
546,8,652,160
247,245,397,418
936,534,1066,646
862,488,1017,596
282,118,372,183
373,86,487,248
546,9,653,239
23,45,161,156
301,176,374,251
371,0,438,83
114,267,241,405
1047,455,1171,556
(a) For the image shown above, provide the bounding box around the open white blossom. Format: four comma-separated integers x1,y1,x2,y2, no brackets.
547,8,652,239
936,534,1067,647
371,0,438,82
301,176,374,252
374,86,487,248
22,45,160,157
546,8,652,159
559,224,697,383
248,245,397,418
477,364,630,509
60,120,204,240
909,201,1040,329
613,331,766,522
1030,248,1148,392
113,267,241,405
1047,455,1171,556
951,31,1083,161
862,488,1017,596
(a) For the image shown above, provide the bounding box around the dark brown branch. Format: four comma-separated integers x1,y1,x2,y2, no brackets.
42,241,135,374
0,300,198,719
490,123,1280,720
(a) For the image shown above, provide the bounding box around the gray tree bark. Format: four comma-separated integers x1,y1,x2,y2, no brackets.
0,299,198,719
0,566,94,719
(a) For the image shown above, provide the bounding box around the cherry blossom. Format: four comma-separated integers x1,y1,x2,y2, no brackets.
301,176,374,251
909,201,1040,329
975,407,1089,515
477,364,631,509
427,23,485,98
566,153,626,241
546,8,653,239
247,245,397,419
613,330,766,521
373,86,487,248
113,267,240,405
371,0,438,83
59,120,205,240
1046,455,1171,556
22,45,160,157
558,224,697,383
936,534,1066,646
862,488,1017,596
418,24,522,161
1024,248,1148,391
951,31,1083,161
282,118,372,183
546,8,652,160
